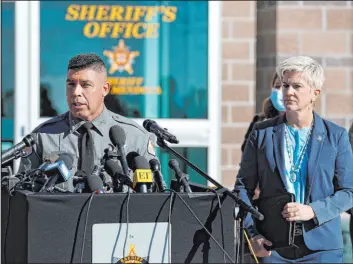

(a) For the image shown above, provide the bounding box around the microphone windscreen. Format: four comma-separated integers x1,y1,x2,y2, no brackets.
109,125,126,146
168,159,179,169
87,175,104,192
104,159,124,176
134,156,150,170
142,119,149,129
23,134,36,147
126,151,140,170
142,119,153,131
149,159,160,170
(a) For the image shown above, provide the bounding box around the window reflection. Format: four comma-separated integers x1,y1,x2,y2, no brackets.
40,84,58,117
1,2,15,153
1,2,15,120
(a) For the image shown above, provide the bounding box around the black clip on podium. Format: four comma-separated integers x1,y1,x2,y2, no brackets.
156,136,264,264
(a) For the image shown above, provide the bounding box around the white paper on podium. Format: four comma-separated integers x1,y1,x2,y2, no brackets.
92,222,171,264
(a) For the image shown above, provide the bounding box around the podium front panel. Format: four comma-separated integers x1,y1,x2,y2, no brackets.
2,191,235,263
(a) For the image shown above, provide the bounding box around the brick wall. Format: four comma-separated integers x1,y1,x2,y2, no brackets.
257,0,353,127
256,1,277,113
221,1,353,188
221,1,256,188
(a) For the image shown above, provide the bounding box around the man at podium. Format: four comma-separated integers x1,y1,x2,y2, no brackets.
18,53,158,191
234,56,353,263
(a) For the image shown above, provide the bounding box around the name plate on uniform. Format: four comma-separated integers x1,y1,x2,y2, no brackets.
92,222,171,264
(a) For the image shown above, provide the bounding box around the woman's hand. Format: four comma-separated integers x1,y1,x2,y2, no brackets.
249,235,272,257
282,202,315,221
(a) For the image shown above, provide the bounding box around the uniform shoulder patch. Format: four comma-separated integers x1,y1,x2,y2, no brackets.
147,139,156,156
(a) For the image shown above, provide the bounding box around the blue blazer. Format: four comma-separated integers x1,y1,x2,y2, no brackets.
234,112,353,251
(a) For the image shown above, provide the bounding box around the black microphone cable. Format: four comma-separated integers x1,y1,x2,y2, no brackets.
103,157,133,259
164,189,232,263
123,190,131,258
79,171,107,263
168,190,174,264
109,189,132,263
3,187,14,264
79,191,96,264
70,191,97,264
78,175,133,264
208,188,226,264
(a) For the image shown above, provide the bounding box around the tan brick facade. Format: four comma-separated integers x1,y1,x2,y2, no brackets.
221,1,256,188
221,1,353,188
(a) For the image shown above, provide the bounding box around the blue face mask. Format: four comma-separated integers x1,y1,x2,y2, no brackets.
270,88,286,112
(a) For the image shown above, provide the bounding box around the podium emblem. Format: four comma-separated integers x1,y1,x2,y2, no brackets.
114,244,149,264
93,222,170,263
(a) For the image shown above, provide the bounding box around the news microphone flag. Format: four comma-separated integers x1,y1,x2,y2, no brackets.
133,169,153,190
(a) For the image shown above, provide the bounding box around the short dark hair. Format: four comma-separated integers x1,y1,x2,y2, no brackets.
262,97,279,119
261,71,280,118
68,53,106,72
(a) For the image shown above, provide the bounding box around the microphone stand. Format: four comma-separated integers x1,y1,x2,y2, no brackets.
1,148,27,166
156,137,264,264
101,149,133,193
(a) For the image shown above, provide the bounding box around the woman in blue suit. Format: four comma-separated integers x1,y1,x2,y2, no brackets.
235,56,353,263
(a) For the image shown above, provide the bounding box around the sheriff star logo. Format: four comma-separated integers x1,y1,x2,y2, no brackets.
103,39,140,75
115,244,149,264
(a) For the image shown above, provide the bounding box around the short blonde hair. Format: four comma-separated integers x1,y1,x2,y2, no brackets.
276,56,325,90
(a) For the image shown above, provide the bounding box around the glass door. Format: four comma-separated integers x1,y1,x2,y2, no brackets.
24,1,221,186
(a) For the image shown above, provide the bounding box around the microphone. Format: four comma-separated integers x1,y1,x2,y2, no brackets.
39,152,74,171
100,170,114,193
1,174,23,193
1,134,36,164
143,119,179,144
104,159,133,189
109,125,130,177
168,159,192,193
87,166,105,193
73,171,85,183
149,159,166,192
126,151,140,170
41,153,73,180
130,156,153,193
39,153,73,192
73,170,86,193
